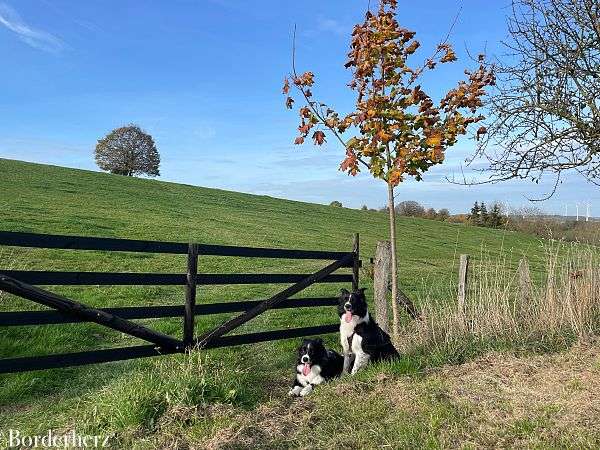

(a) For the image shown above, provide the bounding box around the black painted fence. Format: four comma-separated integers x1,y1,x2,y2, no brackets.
0,231,359,374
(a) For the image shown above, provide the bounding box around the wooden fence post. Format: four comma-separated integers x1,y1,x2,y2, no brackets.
352,233,360,291
518,257,532,302
373,241,391,333
184,243,199,349
457,254,469,312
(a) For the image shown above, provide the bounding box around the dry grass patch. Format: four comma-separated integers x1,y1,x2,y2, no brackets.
196,343,600,449
203,400,315,449
434,341,600,447
400,243,600,358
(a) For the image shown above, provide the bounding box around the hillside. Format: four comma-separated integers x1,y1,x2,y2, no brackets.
0,158,560,448
0,158,545,280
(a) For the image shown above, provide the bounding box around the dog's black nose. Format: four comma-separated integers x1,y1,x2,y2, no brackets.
344,303,352,311
301,355,309,363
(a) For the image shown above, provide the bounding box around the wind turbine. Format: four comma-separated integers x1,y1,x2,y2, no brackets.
586,202,591,222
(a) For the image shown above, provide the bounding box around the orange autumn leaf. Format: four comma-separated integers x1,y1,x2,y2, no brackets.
439,44,457,63
405,40,420,55
312,130,326,145
340,149,358,175
388,170,403,186
426,132,442,147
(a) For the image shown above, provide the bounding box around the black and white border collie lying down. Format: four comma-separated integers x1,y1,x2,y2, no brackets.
339,288,399,374
288,338,344,397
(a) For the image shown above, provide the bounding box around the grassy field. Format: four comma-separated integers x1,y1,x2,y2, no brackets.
0,158,587,448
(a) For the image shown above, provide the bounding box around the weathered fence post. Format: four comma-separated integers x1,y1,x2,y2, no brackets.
373,241,391,333
457,254,469,312
352,233,360,291
184,243,199,349
518,257,532,302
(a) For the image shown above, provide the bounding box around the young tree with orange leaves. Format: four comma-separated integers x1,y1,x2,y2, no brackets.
283,0,494,343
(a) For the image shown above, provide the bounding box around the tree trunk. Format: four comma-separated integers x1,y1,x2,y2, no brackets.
386,180,400,345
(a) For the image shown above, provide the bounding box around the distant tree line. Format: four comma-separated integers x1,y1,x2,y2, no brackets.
357,200,450,221
468,201,506,228
393,201,450,221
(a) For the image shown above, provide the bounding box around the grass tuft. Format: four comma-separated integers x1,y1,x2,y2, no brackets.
398,242,600,363
78,353,256,438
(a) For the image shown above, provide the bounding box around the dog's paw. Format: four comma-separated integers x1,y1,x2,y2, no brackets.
299,386,313,397
288,386,302,397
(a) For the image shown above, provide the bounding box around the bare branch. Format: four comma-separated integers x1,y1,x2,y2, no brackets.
465,0,600,193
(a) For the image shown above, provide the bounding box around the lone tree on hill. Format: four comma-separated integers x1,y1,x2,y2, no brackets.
95,125,160,177
283,0,494,341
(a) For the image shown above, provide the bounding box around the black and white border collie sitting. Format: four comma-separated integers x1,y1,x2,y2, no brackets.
288,338,344,397
338,288,399,374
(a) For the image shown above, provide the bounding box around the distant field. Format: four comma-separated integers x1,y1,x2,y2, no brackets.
0,158,551,446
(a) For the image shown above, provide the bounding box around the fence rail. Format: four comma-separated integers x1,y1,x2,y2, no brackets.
0,231,358,374
0,324,340,374
0,231,352,260
0,270,352,286
0,297,340,326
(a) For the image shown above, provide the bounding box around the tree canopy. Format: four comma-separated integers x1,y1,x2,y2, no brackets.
95,125,160,177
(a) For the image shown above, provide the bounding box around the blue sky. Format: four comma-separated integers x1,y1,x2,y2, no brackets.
0,0,597,215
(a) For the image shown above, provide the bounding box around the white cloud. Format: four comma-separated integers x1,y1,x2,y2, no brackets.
0,2,64,53
317,17,347,36
303,16,349,38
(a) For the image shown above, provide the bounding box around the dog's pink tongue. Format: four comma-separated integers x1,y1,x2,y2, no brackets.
344,311,353,323
302,363,311,376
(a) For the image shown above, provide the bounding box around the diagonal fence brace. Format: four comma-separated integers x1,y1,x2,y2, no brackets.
0,274,183,351
194,254,353,349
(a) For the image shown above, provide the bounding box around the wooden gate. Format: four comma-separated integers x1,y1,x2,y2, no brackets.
0,231,359,374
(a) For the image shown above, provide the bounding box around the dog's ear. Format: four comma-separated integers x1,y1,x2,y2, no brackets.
314,337,323,345
340,288,349,295
359,287,367,295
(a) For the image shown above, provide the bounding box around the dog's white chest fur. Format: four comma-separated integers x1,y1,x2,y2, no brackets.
351,333,364,354
296,364,322,387
340,312,371,375
340,312,368,353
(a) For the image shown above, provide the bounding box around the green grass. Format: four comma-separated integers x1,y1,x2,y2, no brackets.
0,158,553,447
